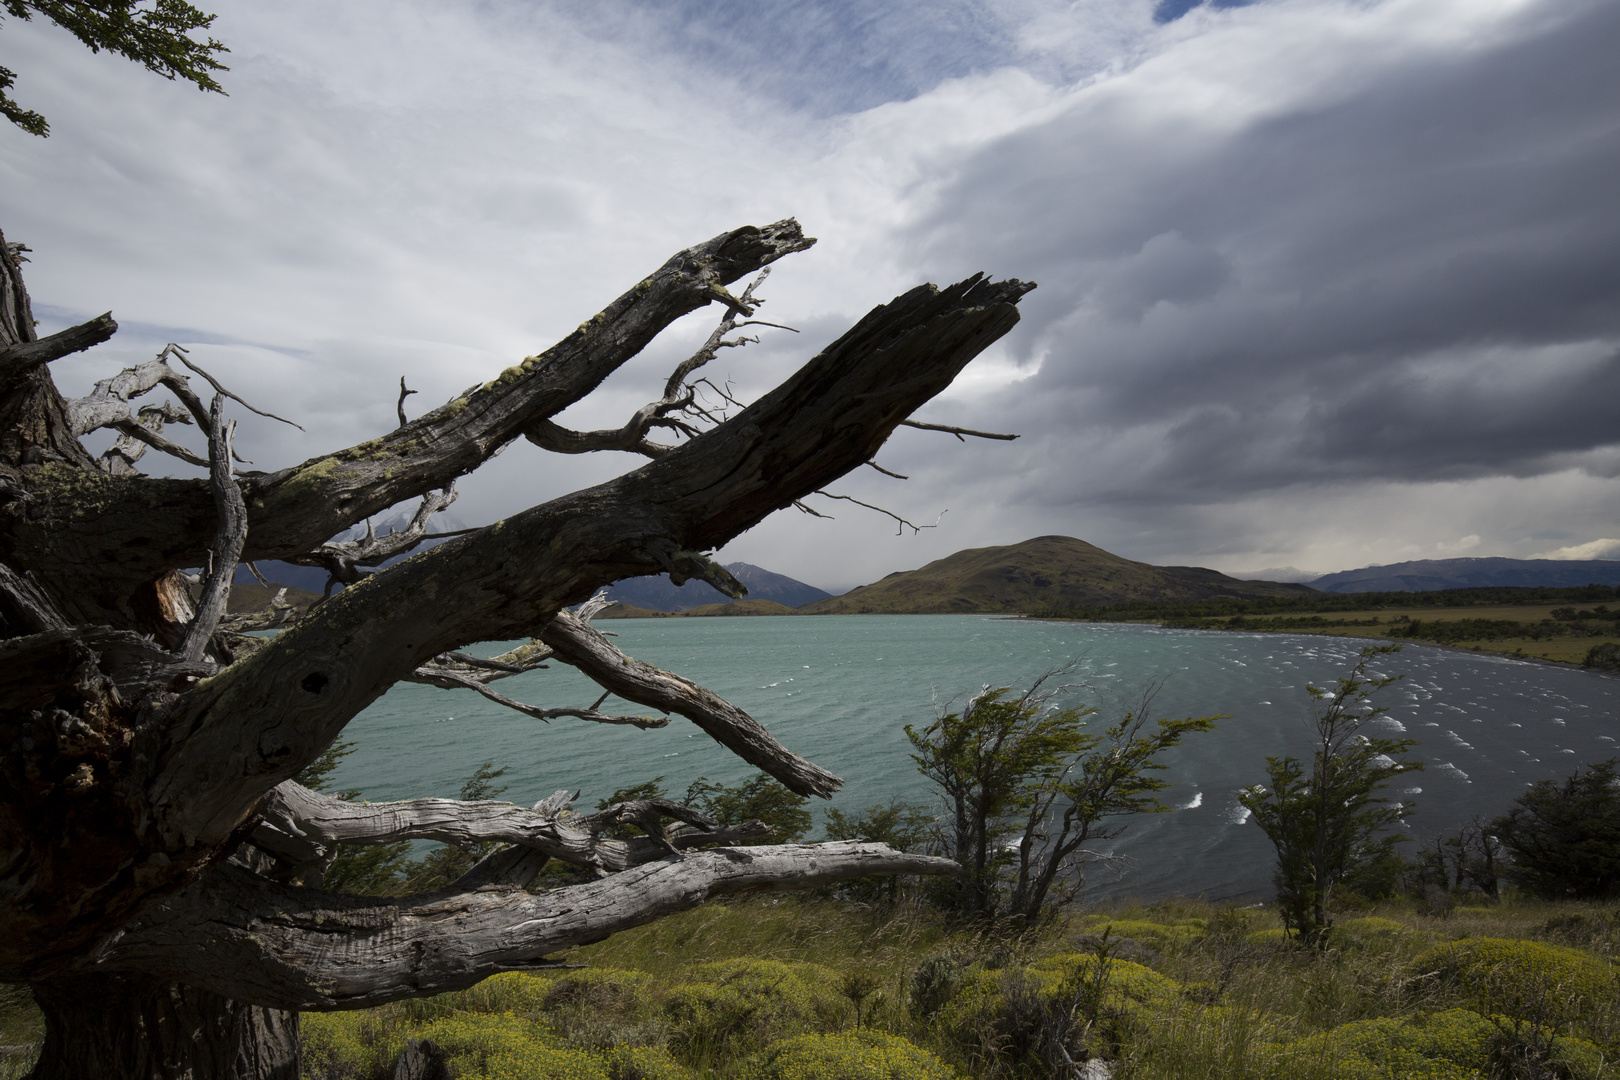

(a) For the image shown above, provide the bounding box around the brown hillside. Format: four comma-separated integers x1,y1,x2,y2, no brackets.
799,535,1317,614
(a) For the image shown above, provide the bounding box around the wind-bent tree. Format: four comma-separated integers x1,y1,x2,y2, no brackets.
907,673,1216,926
0,217,1030,1077
1239,645,1422,941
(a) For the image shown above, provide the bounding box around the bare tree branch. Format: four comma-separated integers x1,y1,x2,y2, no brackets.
900,419,1020,441
406,639,555,689
0,312,117,387
416,665,669,729
16,223,819,602
218,587,302,634
67,344,210,439
0,561,71,634
540,609,838,797
174,351,304,432
101,402,204,474
179,398,246,663
289,486,460,592
86,843,960,1009
396,376,417,429
522,268,791,460
805,492,946,536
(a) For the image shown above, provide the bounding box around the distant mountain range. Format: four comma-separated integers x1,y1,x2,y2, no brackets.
233,536,1620,617
1308,557,1620,593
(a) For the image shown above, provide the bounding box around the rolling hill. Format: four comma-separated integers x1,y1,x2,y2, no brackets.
799,535,1317,615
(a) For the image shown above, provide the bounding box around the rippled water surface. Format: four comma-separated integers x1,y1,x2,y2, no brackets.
333,615,1620,902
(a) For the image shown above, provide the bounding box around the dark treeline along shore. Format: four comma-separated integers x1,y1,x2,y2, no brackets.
1029,584,1620,670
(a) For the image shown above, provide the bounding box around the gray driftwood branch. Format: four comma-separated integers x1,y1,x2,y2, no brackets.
85,843,959,1009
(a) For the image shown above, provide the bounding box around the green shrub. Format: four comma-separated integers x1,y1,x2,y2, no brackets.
938,955,1179,1074
663,959,846,1064
1074,917,1208,951
400,971,559,1024
1410,937,1616,1039
300,1010,408,1080
541,968,663,1050
745,1029,957,1080
414,1013,605,1080
599,1044,696,1080
910,949,969,1020
1272,1008,1608,1080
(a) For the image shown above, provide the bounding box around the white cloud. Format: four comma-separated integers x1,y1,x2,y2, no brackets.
1532,539,1620,561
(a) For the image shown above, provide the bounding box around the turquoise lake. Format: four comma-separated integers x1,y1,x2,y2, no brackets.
330,614,1620,903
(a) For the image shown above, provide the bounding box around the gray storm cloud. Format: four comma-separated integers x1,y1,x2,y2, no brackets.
4,0,1616,587
876,0,1620,572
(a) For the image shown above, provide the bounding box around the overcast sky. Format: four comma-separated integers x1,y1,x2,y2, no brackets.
4,0,1617,592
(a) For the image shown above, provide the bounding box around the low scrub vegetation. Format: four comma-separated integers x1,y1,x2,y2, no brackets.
256,892,1620,1079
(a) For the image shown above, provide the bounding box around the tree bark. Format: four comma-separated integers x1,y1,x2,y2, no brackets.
29,975,297,1080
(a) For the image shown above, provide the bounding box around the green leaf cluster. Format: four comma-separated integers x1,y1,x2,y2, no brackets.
907,675,1216,924
1490,758,1620,900
682,773,812,845
2,0,228,136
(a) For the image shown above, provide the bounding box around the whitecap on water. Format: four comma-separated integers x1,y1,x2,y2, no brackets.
1180,792,1204,810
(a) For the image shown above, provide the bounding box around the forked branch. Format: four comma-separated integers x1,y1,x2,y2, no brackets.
523,269,792,460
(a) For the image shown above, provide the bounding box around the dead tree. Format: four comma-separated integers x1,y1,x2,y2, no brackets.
0,219,1032,1078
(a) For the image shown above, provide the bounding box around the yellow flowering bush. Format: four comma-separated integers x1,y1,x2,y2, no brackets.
1031,954,1181,1007
744,1029,958,1080
543,968,655,1014
598,1044,696,1080
940,954,1179,1029
413,1013,605,1080
1410,937,1616,1037
663,959,847,1061
1271,1008,1609,1080
300,1010,408,1080
1074,917,1208,951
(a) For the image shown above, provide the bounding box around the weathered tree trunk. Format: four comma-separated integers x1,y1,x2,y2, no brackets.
29,975,297,1080
1,219,1024,1077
